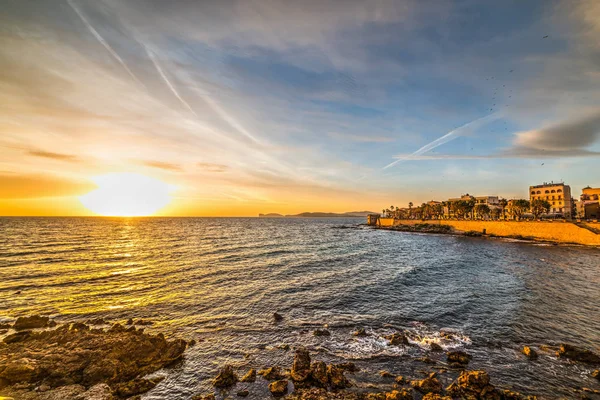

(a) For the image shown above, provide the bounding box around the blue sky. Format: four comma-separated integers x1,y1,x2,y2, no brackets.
0,0,599,215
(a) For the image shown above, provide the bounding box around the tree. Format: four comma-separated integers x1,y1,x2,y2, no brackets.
509,199,530,220
498,198,508,220
474,204,491,220
491,208,502,220
408,202,413,219
530,199,551,219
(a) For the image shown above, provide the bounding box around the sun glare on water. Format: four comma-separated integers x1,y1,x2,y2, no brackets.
79,173,173,217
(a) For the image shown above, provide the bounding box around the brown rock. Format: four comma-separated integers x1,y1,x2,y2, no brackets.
13,315,50,331
0,323,11,330
379,370,395,378
429,343,443,352
114,377,163,397
0,358,38,383
327,364,350,389
82,383,114,400
557,344,600,364
240,368,256,383
3,330,32,344
291,348,312,382
446,351,472,365
192,394,215,400
411,372,442,394
310,361,328,387
313,329,331,337
521,346,538,360
273,312,284,321
385,332,409,346
395,375,406,384
336,362,358,373
422,394,451,400
592,369,599,380
237,389,250,397
353,328,368,337
258,366,285,381
385,389,413,400
212,365,238,388
269,379,288,397
445,370,498,398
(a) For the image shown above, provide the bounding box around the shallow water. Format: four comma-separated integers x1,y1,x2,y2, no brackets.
1,217,599,398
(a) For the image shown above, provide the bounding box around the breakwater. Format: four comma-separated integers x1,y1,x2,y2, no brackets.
374,218,600,246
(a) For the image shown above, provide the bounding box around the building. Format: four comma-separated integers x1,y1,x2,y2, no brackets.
529,182,572,218
579,186,600,219
367,214,381,226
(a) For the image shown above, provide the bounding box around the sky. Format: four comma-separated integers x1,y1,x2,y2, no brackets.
1,0,599,216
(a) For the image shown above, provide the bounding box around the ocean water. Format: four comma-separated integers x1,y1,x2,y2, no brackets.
1,217,599,399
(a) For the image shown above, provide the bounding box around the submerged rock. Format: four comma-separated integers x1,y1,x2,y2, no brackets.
353,328,368,337
429,343,443,352
411,372,441,394
269,379,288,397
237,389,250,397
212,365,238,388
291,348,312,382
240,368,257,383
557,343,600,364
13,315,51,331
446,351,472,366
521,346,538,360
273,313,284,322
313,329,331,337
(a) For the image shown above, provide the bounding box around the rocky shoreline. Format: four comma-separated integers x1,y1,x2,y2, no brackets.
1,316,600,399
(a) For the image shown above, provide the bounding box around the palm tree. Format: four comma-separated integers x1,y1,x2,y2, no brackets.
499,198,508,220
408,202,413,219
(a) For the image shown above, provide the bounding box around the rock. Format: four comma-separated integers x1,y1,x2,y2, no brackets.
395,376,406,384
277,343,291,351
13,315,50,331
269,380,288,397
291,348,312,382
418,357,436,364
83,383,115,400
445,370,497,398
258,366,285,381
135,319,154,326
521,346,538,360
192,394,216,400
592,369,600,380
273,312,284,321
385,389,414,400
385,332,409,346
114,377,163,397
422,394,451,400
237,389,250,397
0,322,11,330
240,368,257,383
0,358,38,383
126,318,134,325
313,329,331,337
379,370,395,378
557,344,600,364
310,361,328,387
353,328,368,337
3,330,32,344
82,358,119,384
446,351,472,365
212,365,238,388
336,362,358,372
327,364,350,389
411,372,442,394
86,318,109,326
429,343,443,352
69,322,89,331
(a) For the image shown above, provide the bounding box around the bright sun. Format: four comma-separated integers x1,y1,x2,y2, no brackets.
79,173,173,217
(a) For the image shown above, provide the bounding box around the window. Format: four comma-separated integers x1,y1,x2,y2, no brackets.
545,190,550,194
557,189,562,193
551,190,556,193
531,191,535,195
537,191,541,194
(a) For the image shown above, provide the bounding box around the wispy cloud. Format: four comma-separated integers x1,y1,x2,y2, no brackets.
28,150,79,162
328,131,395,143
138,160,182,172
197,162,229,173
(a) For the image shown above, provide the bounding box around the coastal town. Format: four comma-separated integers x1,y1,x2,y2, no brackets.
374,182,600,222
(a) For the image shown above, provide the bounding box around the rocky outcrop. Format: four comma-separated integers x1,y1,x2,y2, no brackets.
269,380,289,397
274,313,284,322
556,343,600,364
258,366,286,381
291,348,312,382
353,328,368,337
327,365,351,390
521,346,538,360
13,315,53,331
446,351,472,367
240,368,256,383
212,365,238,388
592,369,600,380
313,329,331,337
0,320,187,399
310,361,328,387
384,332,409,346
384,389,413,400
410,372,441,394
429,343,443,352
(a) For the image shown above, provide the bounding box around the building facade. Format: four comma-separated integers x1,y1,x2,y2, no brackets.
529,182,572,218
579,186,600,219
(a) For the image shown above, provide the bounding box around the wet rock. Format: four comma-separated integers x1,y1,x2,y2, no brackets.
418,357,436,364
557,344,600,364
273,312,284,322
446,351,472,366
429,343,443,352
327,364,350,389
269,379,288,397
0,322,11,330
212,365,238,388
310,361,328,387
291,348,312,382
237,389,250,397
379,370,395,378
192,394,215,400
592,369,600,380
286,387,363,399
240,368,257,383
353,328,368,337
385,332,409,346
445,370,498,398
126,318,134,325
313,329,331,337
114,377,163,397
258,366,285,381
277,343,291,351
134,319,154,326
86,318,109,326
385,389,413,400
69,322,89,331
395,376,406,384
411,372,441,394
336,362,358,373
13,315,50,331
521,346,538,360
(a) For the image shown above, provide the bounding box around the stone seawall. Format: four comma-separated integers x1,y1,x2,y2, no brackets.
377,219,600,246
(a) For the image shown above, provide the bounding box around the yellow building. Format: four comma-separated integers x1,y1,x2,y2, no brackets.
529,182,572,218
579,186,600,219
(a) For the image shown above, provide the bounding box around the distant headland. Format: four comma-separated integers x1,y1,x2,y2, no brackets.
259,211,376,218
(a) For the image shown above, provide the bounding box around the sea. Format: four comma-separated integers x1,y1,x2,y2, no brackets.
1,217,599,399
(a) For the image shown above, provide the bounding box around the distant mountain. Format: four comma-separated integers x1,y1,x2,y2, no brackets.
258,211,376,218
